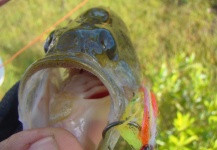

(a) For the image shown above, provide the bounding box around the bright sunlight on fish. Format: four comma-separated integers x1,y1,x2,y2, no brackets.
18,7,158,150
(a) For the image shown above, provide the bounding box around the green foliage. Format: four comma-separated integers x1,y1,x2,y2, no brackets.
137,1,217,149
0,0,217,149
148,52,216,149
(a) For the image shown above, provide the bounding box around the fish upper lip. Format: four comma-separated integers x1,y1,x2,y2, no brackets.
19,52,125,124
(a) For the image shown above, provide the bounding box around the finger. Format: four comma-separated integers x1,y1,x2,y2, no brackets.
0,127,83,150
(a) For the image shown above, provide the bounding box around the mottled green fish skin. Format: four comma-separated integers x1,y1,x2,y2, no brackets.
44,7,141,90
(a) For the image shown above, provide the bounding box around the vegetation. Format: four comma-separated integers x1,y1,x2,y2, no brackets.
0,0,216,149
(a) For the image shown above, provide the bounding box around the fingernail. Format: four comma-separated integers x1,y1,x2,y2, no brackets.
29,136,58,150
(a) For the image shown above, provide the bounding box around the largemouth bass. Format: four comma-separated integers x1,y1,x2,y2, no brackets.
18,7,157,150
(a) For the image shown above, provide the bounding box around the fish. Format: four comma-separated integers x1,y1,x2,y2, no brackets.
18,7,157,150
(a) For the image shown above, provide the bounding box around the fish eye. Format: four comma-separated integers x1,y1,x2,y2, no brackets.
83,8,110,24
44,30,55,53
99,30,117,60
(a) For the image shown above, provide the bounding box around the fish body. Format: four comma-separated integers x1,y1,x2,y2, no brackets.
18,7,156,150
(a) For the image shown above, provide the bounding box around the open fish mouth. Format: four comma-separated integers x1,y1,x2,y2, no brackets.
18,53,122,149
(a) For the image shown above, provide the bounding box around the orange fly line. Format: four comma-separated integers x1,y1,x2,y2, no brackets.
0,0,89,68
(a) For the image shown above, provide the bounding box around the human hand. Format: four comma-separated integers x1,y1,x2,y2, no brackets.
0,127,83,150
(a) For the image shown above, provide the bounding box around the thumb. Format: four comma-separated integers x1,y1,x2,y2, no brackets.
0,127,83,150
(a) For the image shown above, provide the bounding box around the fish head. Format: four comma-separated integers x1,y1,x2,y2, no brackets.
44,7,141,92
18,7,142,149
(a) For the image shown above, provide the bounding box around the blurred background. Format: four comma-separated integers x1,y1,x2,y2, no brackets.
0,0,216,149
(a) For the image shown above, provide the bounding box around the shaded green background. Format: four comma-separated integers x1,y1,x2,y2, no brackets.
0,0,216,149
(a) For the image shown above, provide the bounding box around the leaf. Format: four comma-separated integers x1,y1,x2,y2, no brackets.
173,112,195,132
208,116,217,124
183,135,198,145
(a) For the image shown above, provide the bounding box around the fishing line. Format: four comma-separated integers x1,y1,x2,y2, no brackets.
0,0,89,68
102,121,141,138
